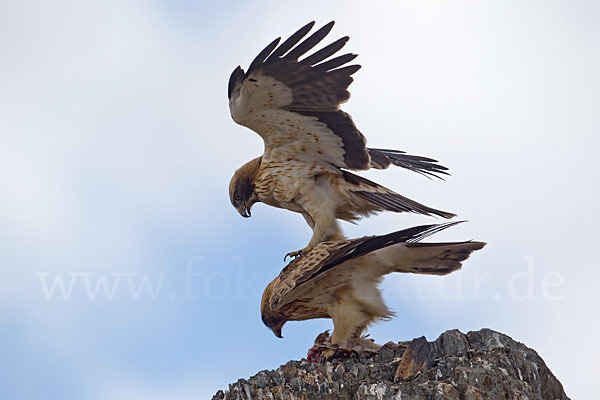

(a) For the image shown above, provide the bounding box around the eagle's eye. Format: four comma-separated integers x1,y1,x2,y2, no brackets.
234,191,242,201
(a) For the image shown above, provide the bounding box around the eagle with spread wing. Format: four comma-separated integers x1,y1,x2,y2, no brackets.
261,222,485,355
228,21,455,258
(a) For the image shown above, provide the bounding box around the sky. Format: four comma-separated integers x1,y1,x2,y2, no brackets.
1,0,598,398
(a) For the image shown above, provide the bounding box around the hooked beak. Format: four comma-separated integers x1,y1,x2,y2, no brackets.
237,195,257,218
237,204,251,218
273,327,283,339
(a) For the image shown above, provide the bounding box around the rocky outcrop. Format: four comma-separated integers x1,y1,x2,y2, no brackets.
213,328,569,400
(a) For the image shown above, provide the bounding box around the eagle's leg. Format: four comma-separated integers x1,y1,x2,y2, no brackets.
283,226,342,261
301,212,316,230
283,213,316,261
307,218,343,247
329,300,369,346
309,332,379,361
307,330,351,361
284,207,343,260
313,298,378,359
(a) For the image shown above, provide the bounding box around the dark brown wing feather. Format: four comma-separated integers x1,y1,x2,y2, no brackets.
341,171,456,219
243,21,369,170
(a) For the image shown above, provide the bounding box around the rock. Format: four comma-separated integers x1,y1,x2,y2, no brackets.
394,336,435,381
213,328,569,400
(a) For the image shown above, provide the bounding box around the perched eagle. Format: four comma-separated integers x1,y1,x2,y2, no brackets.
228,21,454,258
261,222,485,355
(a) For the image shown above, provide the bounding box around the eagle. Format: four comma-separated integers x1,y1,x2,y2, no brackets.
228,21,455,258
260,222,485,356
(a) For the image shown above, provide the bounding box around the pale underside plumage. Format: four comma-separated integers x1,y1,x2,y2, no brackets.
261,222,486,347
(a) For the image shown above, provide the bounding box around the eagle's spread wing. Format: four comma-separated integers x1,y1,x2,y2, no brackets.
269,222,463,310
228,21,370,170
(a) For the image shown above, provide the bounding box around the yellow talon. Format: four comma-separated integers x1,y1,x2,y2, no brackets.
283,247,309,262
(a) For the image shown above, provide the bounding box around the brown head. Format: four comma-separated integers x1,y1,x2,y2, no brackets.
229,157,261,218
260,280,287,338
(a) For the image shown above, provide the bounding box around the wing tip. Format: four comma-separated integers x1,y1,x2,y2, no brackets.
228,65,246,99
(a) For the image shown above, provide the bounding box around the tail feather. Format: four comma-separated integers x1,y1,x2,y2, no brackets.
398,241,486,275
368,148,450,180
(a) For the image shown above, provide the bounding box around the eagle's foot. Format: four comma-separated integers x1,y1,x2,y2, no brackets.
307,343,350,362
283,247,310,262
307,330,380,362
